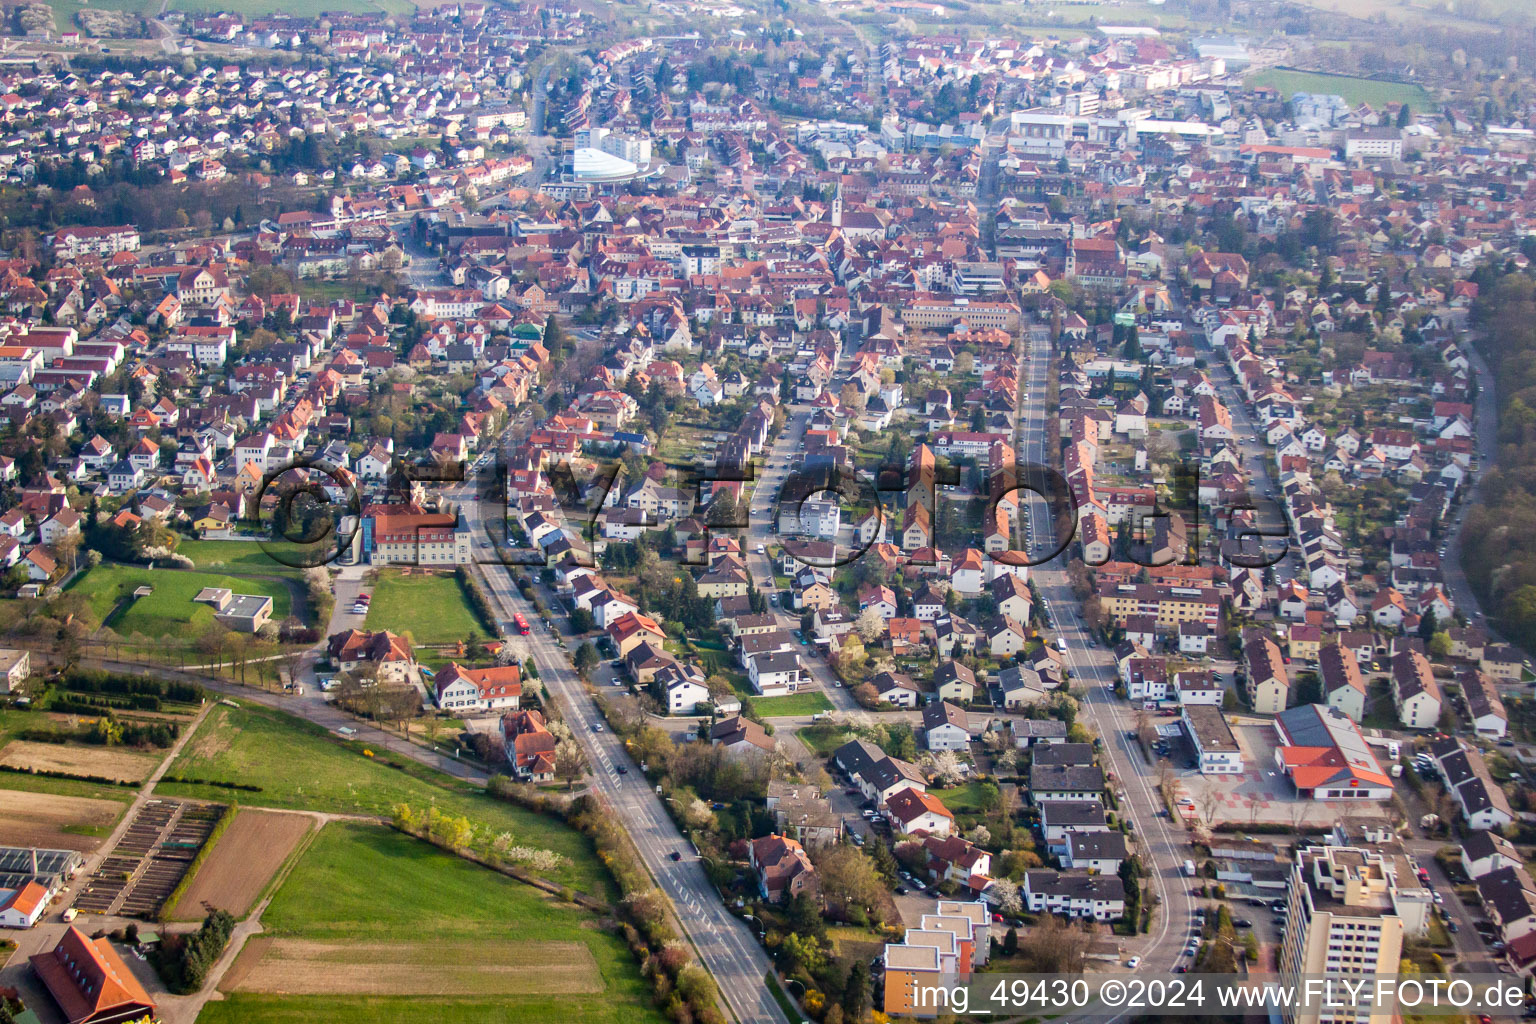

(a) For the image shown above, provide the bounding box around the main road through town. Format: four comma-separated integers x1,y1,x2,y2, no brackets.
1014,328,1196,973
449,472,789,1024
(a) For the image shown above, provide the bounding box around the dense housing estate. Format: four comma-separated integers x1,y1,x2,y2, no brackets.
3,2,1536,1021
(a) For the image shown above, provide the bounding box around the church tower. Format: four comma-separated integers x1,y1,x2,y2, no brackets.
831,182,843,228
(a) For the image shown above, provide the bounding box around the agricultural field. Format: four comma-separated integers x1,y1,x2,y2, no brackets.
157,703,610,895
745,691,834,717
0,788,126,850
67,564,295,636
363,569,490,646
204,823,666,1024
1244,69,1429,109
169,808,314,921
0,739,162,784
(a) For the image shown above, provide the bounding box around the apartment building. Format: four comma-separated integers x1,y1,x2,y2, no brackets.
1279,846,1409,1024
882,901,991,1018
1243,632,1289,715
1095,581,1223,629
1389,649,1441,730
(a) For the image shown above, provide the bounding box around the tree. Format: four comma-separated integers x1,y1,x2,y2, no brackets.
570,607,595,633
853,605,886,644
572,641,598,679
543,314,566,354
554,742,585,789
922,750,964,786
54,531,81,574
1003,926,1019,955
843,960,872,1022
1196,781,1223,828
989,876,1022,916
1020,914,1093,974
812,844,888,923
786,890,826,941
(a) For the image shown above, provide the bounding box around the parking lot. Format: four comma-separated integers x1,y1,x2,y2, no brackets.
1176,720,1368,827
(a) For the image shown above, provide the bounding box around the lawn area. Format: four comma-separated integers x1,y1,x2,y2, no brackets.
746,691,834,718
826,924,885,964
796,723,856,756
1245,68,1429,109
66,564,294,636
156,704,610,896
364,570,490,646
198,823,665,1024
930,779,998,815
174,539,314,577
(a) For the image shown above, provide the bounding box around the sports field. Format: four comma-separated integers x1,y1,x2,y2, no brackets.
203,823,665,1024
1244,69,1429,109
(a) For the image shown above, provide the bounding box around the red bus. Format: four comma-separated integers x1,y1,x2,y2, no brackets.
513,613,530,635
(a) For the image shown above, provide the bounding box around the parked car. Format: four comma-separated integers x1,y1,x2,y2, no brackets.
670,851,682,861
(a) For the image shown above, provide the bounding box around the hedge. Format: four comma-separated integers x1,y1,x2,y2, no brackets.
160,802,237,922
0,763,136,787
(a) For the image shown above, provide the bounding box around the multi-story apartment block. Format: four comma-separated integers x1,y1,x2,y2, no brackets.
1280,846,1414,1024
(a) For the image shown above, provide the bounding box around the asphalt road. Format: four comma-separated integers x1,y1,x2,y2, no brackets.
744,402,873,725
1439,334,1498,635
451,477,789,1024
1015,326,1196,974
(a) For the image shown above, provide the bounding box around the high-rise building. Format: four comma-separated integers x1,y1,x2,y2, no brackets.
1279,846,1409,1024
881,900,990,1018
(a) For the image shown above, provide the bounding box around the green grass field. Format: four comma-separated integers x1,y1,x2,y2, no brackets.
156,704,610,896
174,540,314,577
169,0,414,16
929,780,998,814
796,724,855,756
1244,69,1429,109
746,691,834,717
48,0,154,33
364,570,490,646
66,564,294,636
198,823,665,1024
